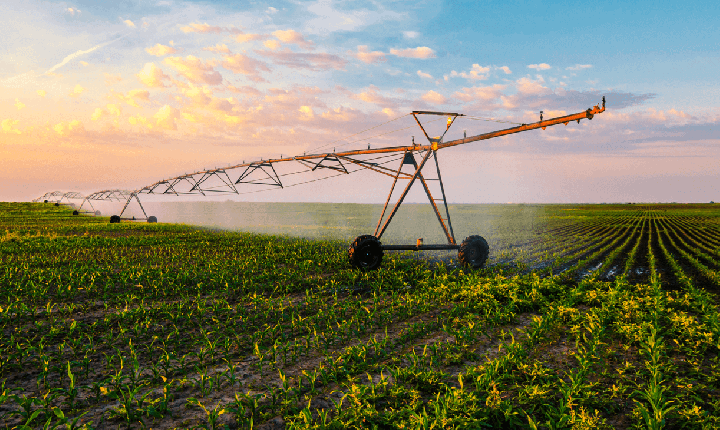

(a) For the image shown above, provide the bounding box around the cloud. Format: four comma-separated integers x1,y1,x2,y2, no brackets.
566,64,592,71
403,31,419,39
91,108,104,121
53,120,84,136
272,30,313,48
124,20,136,28
264,40,281,50
234,33,263,43
257,49,346,71
348,45,385,64
146,43,177,56
515,77,551,96
14,99,25,110
113,89,150,107
381,107,396,117
527,63,551,70
44,35,124,75
298,105,314,120
389,47,435,59
68,84,85,98
417,70,432,79
445,64,490,81
2,119,21,134
105,73,123,86
203,44,231,54
498,66,512,74
128,115,151,128
421,90,446,104
221,53,270,82
36,90,46,97
266,7,278,14
453,84,507,102
154,105,180,130
136,63,171,88
351,85,397,106
321,106,358,122
226,84,262,96
164,55,223,85
181,22,224,33
79,61,89,67
304,0,405,35
67,7,80,16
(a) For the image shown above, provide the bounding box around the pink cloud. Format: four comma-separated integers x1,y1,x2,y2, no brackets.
256,49,346,71
113,89,151,107
163,55,223,85
234,33,263,43
348,45,386,64
272,30,313,48
321,106,359,122
527,63,552,70
417,70,432,79
203,44,232,54
221,53,270,82
453,84,507,102
445,64,490,81
146,43,177,57
181,22,224,34
389,47,435,59
226,84,262,97
153,105,180,130
516,77,551,95
136,63,171,88
350,85,397,107
421,90,446,104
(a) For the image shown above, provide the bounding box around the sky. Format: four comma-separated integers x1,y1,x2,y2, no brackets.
1,0,719,204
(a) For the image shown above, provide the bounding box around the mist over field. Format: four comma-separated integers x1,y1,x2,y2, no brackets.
109,201,548,261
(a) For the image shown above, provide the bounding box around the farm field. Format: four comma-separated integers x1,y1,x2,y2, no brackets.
1,202,719,429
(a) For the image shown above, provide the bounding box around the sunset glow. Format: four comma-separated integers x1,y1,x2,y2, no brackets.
1,1,718,203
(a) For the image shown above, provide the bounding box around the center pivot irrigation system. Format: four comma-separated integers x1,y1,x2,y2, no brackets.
39,97,606,270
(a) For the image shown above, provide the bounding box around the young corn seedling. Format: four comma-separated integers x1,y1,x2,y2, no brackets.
10,394,43,427
187,397,227,430
222,359,240,387
230,391,262,427
108,382,151,427
632,326,676,430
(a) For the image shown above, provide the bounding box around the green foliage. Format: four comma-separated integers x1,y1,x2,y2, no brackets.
1,202,720,428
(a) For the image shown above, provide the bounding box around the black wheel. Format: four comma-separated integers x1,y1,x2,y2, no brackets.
148,216,157,223
458,235,489,269
110,215,121,224
72,210,79,216
349,235,383,270
54,203,59,206
43,200,48,203
94,210,101,216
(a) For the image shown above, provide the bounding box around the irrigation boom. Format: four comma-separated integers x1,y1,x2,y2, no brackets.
39,97,607,270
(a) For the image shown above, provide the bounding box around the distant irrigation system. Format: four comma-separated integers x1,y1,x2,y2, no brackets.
35,98,607,269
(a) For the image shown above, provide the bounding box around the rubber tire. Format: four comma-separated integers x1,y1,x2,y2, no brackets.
94,210,101,216
458,235,490,269
349,235,383,271
148,216,157,223
44,200,48,203
72,210,79,216
54,203,59,206
110,215,121,224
